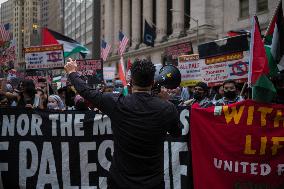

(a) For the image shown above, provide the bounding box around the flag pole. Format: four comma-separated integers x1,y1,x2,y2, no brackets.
264,0,282,37
45,70,50,97
145,18,157,27
248,16,255,89
240,82,247,97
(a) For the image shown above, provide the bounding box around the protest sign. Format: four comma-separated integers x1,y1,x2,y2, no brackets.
191,100,284,189
164,42,193,65
178,51,249,87
178,54,202,87
103,67,116,81
24,45,64,70
202,51,249,86
76,59,103,84
0,106,191,188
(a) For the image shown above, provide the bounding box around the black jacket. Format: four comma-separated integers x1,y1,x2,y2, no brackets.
69,72,181,189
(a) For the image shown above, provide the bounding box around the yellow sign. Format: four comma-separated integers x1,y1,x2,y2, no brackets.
180,80,200,87
24,44,63,53
178,54,199,63
205,52,243,65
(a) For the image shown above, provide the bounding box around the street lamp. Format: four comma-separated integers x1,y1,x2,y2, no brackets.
170,9,199,46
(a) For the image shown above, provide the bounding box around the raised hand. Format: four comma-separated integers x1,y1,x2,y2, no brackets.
64,58,77,74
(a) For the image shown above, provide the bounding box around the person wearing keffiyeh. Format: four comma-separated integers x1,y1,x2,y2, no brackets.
47,95,65,110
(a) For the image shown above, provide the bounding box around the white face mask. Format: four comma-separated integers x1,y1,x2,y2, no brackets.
47,103,58,110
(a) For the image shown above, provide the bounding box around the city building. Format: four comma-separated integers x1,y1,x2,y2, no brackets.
13,0,41,69
12,0,64,69
101,0,278,67
63,0,93,58
0,0,13,32
41,0,64,34
11,0,279,70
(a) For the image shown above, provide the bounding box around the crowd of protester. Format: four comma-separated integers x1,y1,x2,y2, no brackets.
0,75,125,110
0,68,283,110
0,76,242,110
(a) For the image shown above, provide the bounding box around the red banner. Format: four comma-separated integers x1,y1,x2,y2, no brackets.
190,100,284,189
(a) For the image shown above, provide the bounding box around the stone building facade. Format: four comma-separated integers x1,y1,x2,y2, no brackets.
41,0,64,34
64,0,93,56
100,0,279,68
0,0,13,32
13,0,41,69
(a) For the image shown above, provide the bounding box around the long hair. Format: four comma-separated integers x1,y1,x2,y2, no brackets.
22,79,36,98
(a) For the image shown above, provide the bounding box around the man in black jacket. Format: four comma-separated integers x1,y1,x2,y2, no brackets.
65,58,181,189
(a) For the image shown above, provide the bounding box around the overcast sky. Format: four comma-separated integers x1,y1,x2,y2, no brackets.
0,0,8,5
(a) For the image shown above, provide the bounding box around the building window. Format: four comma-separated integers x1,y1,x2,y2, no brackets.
153,0,156,25
184,0,190,29
102,4,105,14
167,0,173,35
239,0,249,18
257,0,268,12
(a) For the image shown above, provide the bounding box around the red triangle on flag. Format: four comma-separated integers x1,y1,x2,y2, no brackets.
249,16,269,86
41,28,59,45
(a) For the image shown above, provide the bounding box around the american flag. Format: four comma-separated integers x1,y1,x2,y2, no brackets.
0,24,11,42
100,39,111,61
119,31,129,56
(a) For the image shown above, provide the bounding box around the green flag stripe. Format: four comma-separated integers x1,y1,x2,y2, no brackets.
63,45,89,58
58,39,89,58
122,86,128,96
252,74,277,102
265,35,273,45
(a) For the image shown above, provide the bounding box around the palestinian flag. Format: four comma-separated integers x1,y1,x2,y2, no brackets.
42,28,89,58
52,76,62,89
249,16,276,102
118,56,128,96
264,1,284,72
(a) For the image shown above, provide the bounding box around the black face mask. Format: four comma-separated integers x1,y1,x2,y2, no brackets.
224,90,237,99
193,92,203,101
